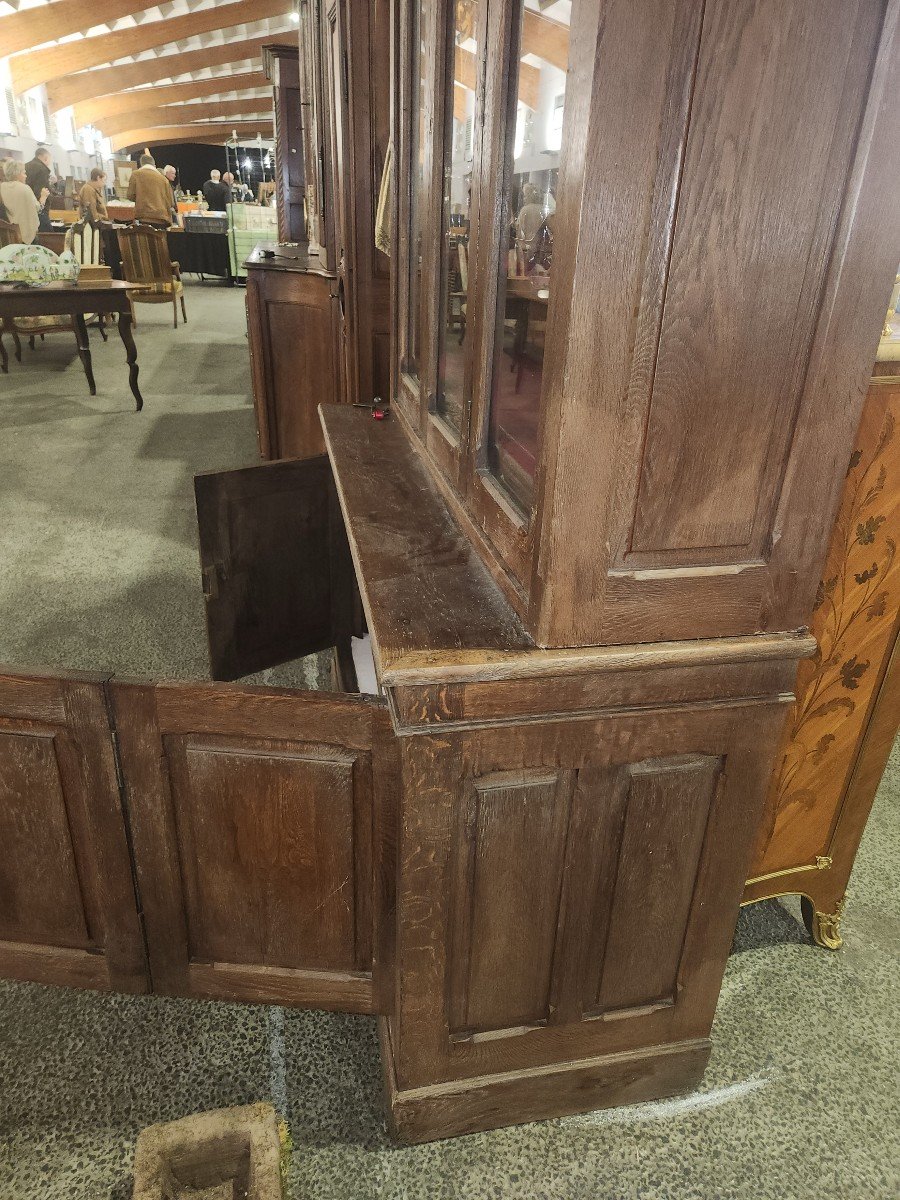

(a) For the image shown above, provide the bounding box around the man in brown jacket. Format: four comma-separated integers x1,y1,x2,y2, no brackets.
78,168,108,226
127,153,174,227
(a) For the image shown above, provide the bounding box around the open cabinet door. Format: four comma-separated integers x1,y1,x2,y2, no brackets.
195,455,348,681
110,678,397,1013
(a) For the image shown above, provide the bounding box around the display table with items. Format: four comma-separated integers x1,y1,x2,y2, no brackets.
101,226,232,283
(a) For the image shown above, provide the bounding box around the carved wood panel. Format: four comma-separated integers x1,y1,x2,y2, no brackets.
441,738,732,1052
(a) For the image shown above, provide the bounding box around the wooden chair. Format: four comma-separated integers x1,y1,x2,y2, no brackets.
448,239,468,344
117,224,187,328
0,219,23,366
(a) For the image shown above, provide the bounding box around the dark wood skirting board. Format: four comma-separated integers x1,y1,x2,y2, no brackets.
378,1017,710,1143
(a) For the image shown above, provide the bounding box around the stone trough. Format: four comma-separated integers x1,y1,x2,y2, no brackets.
132,1103,284,1200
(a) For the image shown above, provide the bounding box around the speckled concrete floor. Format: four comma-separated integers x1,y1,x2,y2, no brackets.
0,285,897,1198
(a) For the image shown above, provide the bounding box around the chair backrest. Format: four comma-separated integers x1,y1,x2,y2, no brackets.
117,224,172,285
457,240,468,292
67,220,102,266
0,218,21,248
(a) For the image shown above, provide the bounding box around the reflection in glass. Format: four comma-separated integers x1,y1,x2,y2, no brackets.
436,0,478,432
405,0,427,377
487,0,570,511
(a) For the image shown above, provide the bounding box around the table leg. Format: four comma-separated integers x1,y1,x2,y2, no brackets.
117,311,143,412
12,328,21,362
0,326,7,374
73,313,97,395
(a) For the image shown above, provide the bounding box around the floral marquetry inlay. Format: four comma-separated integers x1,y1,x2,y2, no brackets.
750,380,900,879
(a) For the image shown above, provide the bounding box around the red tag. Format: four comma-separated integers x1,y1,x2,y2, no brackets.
373,408,387,420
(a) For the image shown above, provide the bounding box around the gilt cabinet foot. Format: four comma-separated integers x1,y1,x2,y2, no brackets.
801,896,847,951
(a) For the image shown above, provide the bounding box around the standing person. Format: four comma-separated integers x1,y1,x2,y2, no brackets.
24,146,53,232
202,169,229,211
126,153,173,228
162,165,179,222
78,168,108,226
0,159,48,244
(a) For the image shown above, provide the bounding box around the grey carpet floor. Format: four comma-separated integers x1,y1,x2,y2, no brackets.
0,283,897,1198
0,281,324,687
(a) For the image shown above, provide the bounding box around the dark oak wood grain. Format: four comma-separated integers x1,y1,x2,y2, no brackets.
0,669,146,993
194,455,336,680
110,678,397,1011
244,250,341,460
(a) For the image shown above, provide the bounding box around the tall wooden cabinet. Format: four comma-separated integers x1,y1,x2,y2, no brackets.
0,0,897,1149
263,43,307,244
246,6,391,462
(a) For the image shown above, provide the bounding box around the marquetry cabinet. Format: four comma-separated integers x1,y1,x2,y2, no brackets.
0,0,898,1151
745,333,900,946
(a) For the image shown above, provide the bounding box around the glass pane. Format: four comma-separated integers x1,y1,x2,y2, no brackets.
435,0,480,432
405,0,427,377
487,0,571,510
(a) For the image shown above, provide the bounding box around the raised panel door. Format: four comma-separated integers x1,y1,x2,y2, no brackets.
0,669,146,993
111,679,397,1012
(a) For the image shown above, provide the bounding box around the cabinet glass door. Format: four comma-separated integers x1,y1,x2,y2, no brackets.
435,0,483,432
404,0,428,379
485,0,571,511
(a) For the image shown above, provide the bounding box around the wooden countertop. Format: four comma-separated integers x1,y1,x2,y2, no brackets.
320,404,533,683
319,404,815,687
243,242,336,277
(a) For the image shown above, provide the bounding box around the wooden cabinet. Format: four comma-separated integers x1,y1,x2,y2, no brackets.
245,247,341,460
393,0,900,648
297,0,391,405
745,349,900,945
0,0,898,1152
0,669,146,994
263,43,307,244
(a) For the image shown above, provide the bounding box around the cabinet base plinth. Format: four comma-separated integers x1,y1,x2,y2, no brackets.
378,1019,711,1143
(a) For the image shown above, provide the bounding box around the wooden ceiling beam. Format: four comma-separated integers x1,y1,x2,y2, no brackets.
47,33,289,112
99,98,273,139
0,0,158,59
10,0,292,94
111,120,273,154
521,10,570,73
73,72,269,127
454,46,539,110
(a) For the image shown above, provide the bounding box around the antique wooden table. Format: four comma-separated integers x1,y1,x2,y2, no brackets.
0,279,143,411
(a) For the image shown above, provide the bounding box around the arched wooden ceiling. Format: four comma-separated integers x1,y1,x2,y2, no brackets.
0,0,292,149
46,34,287,113
111,120,274,154
0,0,570,152
9,0,292,94
102,98,273,139
72,72,271,128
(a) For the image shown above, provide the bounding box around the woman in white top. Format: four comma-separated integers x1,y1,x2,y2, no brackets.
0,159,49,245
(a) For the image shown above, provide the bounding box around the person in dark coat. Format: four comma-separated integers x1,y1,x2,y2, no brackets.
24,146,52,232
